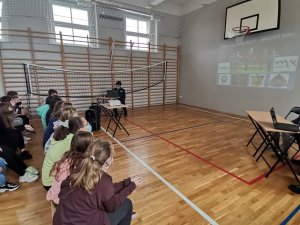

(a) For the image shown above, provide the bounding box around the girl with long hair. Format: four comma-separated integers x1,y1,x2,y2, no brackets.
42,116,90,190
45,95,63,126
43,106,76,149
46,131,94,204
43,106,78,152
0,102,33,160
0,103,38,183
53,140,143,225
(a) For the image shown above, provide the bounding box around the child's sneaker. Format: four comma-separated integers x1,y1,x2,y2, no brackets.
23,136,31,141
0,182,19,193
0,185,8,193
19,172,38,183
6,182,19,191
26,166,39,175
132,212,137,219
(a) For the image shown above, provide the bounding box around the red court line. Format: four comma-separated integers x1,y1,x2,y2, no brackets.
124,118,284,186
120,122,222,143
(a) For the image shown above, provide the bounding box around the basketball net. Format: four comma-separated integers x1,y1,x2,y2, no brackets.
232,26,250,45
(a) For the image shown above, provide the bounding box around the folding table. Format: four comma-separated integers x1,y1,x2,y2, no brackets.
246,111,299,182
97,97,119,118
100,103,129,137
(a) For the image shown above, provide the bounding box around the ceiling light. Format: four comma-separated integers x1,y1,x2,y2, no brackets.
150,0,166,6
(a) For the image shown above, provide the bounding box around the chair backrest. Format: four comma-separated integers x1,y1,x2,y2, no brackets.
291,107,300,114
285,106,300,119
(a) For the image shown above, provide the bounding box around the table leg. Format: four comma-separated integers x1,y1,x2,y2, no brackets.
265,135,299,182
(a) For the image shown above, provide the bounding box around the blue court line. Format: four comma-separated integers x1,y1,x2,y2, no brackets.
281,205,300,225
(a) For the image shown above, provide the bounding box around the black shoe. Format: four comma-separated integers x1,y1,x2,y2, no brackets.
291,159,300,166
288,184,300,194
0,182,19,193
6,182,20,191
20,150,32,160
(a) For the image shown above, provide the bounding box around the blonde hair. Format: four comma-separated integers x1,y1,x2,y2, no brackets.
59,106,76,121
51,131,94,180
69,139,114,193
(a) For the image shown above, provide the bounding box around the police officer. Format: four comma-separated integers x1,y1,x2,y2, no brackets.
114,81,127,117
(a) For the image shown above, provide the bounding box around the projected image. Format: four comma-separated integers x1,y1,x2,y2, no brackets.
227,48,287,74
268,73,289,88
273,56,298,72
249,74,266,87
218,63,230,73
218,74,231,85
217,35,300,90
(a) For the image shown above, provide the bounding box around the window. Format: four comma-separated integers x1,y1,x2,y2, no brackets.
0,1,3,40
52,3,90,46
125,17,152,51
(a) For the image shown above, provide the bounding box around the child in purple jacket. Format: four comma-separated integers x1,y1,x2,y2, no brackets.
53,140,143,225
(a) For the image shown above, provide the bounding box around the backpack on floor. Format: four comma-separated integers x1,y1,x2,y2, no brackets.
85,103,101,131
89,103,101,115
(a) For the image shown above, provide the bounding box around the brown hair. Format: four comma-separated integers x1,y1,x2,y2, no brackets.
50,100,64,118
69,139,114,193
53,116,84,141
59,106,76,122
0,103,14,129
0,96,11,103
48,89,58,96
48,95,63,110
50,131,94,180
7,91,18,97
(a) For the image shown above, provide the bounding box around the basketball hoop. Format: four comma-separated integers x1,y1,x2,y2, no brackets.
232,26,250,45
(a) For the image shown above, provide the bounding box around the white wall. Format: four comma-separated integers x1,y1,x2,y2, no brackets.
180,0,300,116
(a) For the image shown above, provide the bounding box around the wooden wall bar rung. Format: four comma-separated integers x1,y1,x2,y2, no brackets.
0,28,178,112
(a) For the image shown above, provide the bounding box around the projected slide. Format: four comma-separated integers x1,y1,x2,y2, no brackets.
217,32,299,89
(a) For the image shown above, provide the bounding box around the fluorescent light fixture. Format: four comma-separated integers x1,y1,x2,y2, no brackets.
150,0,166,6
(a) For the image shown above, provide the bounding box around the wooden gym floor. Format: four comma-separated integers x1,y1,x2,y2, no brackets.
0,104,299,225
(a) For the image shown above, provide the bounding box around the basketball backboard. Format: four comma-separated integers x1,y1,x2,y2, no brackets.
224,0,280,39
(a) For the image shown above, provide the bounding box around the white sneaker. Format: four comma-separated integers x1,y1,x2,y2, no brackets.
19,172,38,183
132,212,137,219
23,136,31,141
26,166,39,175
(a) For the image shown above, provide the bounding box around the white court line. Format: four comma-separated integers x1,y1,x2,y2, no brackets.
101,127,218,225
179,105,250,122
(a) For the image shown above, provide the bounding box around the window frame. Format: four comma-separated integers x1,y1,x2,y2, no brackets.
51,1,91,46
0,1,3,40
125,15,156,52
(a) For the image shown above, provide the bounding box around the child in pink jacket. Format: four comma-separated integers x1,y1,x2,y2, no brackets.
46,131,93,204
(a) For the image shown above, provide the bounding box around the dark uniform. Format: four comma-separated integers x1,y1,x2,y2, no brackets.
114,87,127,117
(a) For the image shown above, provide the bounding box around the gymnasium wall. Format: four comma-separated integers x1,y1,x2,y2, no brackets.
0,0,180,111
180,0,300,116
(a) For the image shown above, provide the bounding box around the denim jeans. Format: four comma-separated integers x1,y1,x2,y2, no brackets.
0,157,7,186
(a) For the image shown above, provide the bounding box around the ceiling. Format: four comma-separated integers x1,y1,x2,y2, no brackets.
95,0,220,16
